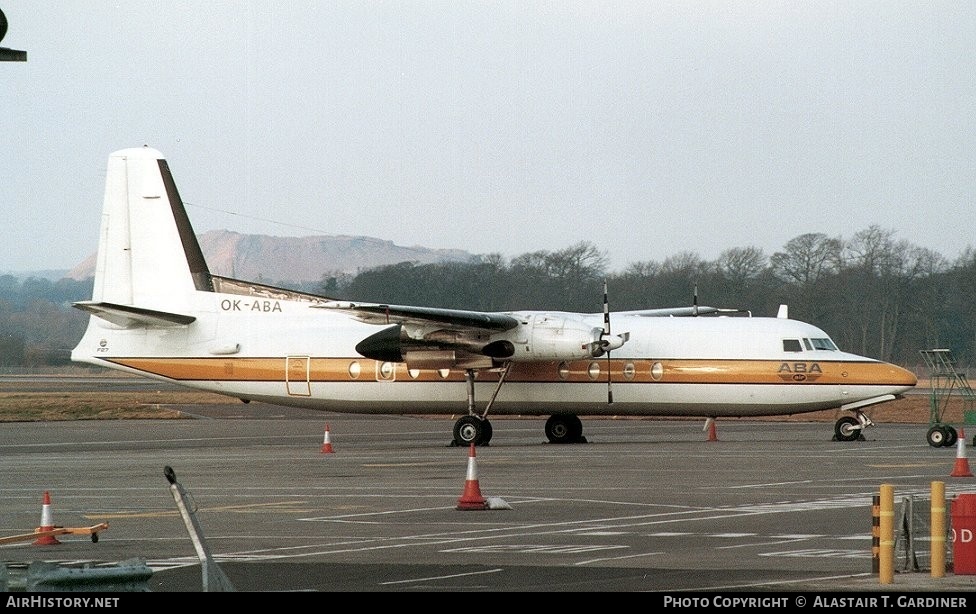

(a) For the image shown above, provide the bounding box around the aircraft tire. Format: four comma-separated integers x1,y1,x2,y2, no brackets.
567,414,583,442
453,415,489,446
545,414,583,444
480,419,493,445
833,416,861,442
926,425,948,448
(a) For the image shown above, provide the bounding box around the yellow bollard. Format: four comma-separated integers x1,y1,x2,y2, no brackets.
932,481,946,578
880,483,894,584
871,493,881,574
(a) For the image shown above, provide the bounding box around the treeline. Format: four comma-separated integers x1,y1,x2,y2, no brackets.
1,225,973,370
333,225,975,370
0,275,93,367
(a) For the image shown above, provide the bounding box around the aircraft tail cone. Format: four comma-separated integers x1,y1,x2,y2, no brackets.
33,491,61,546
951,427,974,478
320,424,335,454
456,443,488,511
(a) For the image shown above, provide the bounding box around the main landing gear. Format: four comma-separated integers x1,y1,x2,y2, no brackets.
833,410,874,442
449,365,589,446
544,414,587,444
451,412,589,446
453,414,493,447
451,366,509,447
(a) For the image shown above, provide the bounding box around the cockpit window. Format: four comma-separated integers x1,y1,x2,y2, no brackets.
783,339,803,352
803,338,813,350
810,338,838,351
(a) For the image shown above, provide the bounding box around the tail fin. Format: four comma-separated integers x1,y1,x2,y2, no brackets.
76,147,213,323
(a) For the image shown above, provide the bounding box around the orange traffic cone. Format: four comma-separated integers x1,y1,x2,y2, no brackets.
321,424,334,454
705,418,718,442
33,491,61,546
951,428,973,478
456,443,487,510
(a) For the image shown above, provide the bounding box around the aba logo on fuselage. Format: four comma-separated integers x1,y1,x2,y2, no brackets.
778,362,822,382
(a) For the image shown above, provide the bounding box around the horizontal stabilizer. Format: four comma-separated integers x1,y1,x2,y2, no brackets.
73,301,196,328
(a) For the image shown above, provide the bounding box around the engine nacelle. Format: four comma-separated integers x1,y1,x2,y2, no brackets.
507,316,629,361
354,317,631,365
355,324,406,362
402,350,494,370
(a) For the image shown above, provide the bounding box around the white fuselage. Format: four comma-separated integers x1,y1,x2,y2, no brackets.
71,290,917,418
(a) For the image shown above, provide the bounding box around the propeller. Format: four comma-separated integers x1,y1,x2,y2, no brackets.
586,280,629,402
603,280,613,404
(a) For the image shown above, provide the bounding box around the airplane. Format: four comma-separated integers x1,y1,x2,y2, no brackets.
70,146,918,446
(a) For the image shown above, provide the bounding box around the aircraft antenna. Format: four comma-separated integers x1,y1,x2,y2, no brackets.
603,280,613,404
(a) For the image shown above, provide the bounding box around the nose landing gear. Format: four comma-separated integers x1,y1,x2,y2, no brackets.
834,410,874,442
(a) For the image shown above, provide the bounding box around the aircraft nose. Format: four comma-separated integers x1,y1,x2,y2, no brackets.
886,362,918,389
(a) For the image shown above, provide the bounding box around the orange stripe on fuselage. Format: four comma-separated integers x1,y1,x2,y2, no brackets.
105,357,916,387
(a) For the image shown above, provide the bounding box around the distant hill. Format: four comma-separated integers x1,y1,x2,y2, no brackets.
66,229,478,285
0,270,71,282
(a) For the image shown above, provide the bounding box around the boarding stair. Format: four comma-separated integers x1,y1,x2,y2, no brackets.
919,349,976,447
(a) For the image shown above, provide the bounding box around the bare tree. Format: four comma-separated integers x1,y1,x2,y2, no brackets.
718,246,767,285
840,226,947,360
770,233,843,286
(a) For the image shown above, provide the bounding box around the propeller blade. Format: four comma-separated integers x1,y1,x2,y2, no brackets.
603,280,613,404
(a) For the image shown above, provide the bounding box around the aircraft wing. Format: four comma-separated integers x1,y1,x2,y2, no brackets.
320,301,745,325
616,306,745,317
315,301,520,331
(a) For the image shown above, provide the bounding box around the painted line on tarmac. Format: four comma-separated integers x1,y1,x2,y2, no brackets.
379,568,504,586
86,501,311,519
575,550,666,565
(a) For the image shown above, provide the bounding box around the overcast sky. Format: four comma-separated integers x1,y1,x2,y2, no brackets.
2,1,975,275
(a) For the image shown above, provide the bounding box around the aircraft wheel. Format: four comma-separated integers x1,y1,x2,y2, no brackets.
545,414,583,444
567,414,583,441
926,425,948,448
480,419,493,445
945,425,958,448
453,415,488,446
834,416,861,442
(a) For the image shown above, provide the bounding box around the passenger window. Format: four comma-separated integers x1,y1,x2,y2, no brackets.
783,339,802,352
